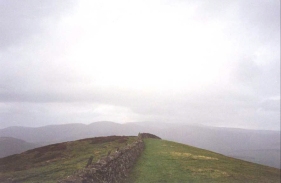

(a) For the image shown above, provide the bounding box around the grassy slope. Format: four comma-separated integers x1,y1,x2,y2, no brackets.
0,136,137,183
127,139,280,183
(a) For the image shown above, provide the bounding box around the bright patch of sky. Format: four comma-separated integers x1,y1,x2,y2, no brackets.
0,0,279,130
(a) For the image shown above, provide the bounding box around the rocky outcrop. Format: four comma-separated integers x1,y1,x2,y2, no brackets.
139,133,161,139
58,138,144,183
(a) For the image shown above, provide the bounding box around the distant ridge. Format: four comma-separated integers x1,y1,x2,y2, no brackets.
0,137,38,158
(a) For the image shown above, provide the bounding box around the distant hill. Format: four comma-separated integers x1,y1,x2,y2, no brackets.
0,122,140,144
0,121,280,168
0,137,38,158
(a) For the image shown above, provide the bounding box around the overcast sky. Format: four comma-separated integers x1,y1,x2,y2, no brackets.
0,0,280,130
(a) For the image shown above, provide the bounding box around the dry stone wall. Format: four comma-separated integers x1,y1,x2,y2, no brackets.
59,138,144,183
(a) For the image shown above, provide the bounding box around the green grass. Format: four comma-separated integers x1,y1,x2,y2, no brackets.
127,139,280,183
1,137,280,183
0,136,137,183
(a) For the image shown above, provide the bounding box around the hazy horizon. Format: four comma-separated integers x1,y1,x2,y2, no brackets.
0,0,280,130
0,121,280,132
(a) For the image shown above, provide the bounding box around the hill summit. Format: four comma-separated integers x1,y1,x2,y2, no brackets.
0,134,280,183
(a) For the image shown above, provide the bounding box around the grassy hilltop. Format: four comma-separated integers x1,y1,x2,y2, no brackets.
0,136,280,183
127,138,280,183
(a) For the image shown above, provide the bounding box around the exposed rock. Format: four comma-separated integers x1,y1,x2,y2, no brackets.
139,133,161,139
85,156,93,168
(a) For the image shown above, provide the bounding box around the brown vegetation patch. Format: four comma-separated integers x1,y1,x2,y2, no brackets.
32,152,63,163
77,136,129,144
26,143,67,155
170,152,218,160
0,154,20,165
189,168,230,178
118,137,128,143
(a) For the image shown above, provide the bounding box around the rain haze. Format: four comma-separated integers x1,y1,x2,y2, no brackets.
0,0,280,130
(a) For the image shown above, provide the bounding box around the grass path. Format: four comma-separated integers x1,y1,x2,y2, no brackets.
127,139,280,183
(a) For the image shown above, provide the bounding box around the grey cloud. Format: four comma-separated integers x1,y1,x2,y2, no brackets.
0,81,278,129
127,89,259,122
233,59,280,97
0,51,278,129
0,0,76,49
0,102,101,128
260,99,280,112
259,61,280,97
235,59,261,84
240,0,280,36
